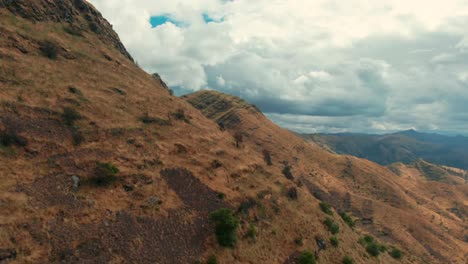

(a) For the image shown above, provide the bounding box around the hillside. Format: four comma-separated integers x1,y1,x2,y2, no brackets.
0,1,467,264
303,130,468,170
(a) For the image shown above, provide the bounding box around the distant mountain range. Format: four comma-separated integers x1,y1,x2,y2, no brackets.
302,129,468,170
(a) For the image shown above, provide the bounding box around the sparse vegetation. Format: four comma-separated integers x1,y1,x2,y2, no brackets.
339,212,355,228
319,202,333,215
298,250,316,264
91,162,119,186
389,247,403,259
358,235,385,257
330,236,339,247
323,218,340,234
342,256,354,264
40,40,59,59
210,208,239,247
62,107,81,126
139,114,171,125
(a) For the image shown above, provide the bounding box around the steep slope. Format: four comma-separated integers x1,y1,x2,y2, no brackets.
0,1,466,264
302,131,468,170
185,90,468,264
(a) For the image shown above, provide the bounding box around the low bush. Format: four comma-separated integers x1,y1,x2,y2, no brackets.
91,162,119,186
323,218,339,234
330,236,339,247
342,256,354,264
298,250,316,264
62,107,81,126
389,247,403,259
247,224,256,240
363,235,374,244
330,222,340,234
68,86,83,95
217,192,225,200
139,114,171,125
0,130,27,147
319,202,333,215
40,40,59,59
282,165,294,180
339,212,355,228
210,208,239,247
366,242,381,257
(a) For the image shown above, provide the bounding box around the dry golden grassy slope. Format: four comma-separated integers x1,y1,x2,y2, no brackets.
184,90,468,264
0,1,466,263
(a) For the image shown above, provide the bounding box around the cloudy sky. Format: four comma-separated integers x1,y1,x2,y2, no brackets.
89,0,468,135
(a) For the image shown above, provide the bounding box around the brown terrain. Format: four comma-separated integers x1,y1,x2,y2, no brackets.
0,1,467,263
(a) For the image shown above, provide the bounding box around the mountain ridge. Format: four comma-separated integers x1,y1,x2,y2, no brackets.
0,1,467,263
303,130,468,170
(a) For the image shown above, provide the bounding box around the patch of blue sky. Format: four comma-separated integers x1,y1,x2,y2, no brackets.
202,13,224,24
150,15,186,28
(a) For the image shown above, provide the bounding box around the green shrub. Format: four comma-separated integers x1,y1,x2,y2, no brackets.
323,218,334,228
323,218,339,234
210,208,239,247
40,40,59,59
330,222,340,234
363,235,374,244
247,224,256,240
217,192,225,200
339,212,355,228
62,107,81,126
206,255,217,264
0,130,27,147
342,256,354,264
330,236,339,247
319,202,333,215
298,250,316,264
92,162,119,186
366,242,380,257
389,248,403,259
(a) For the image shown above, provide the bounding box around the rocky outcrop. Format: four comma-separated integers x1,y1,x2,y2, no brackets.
0,0,133,61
